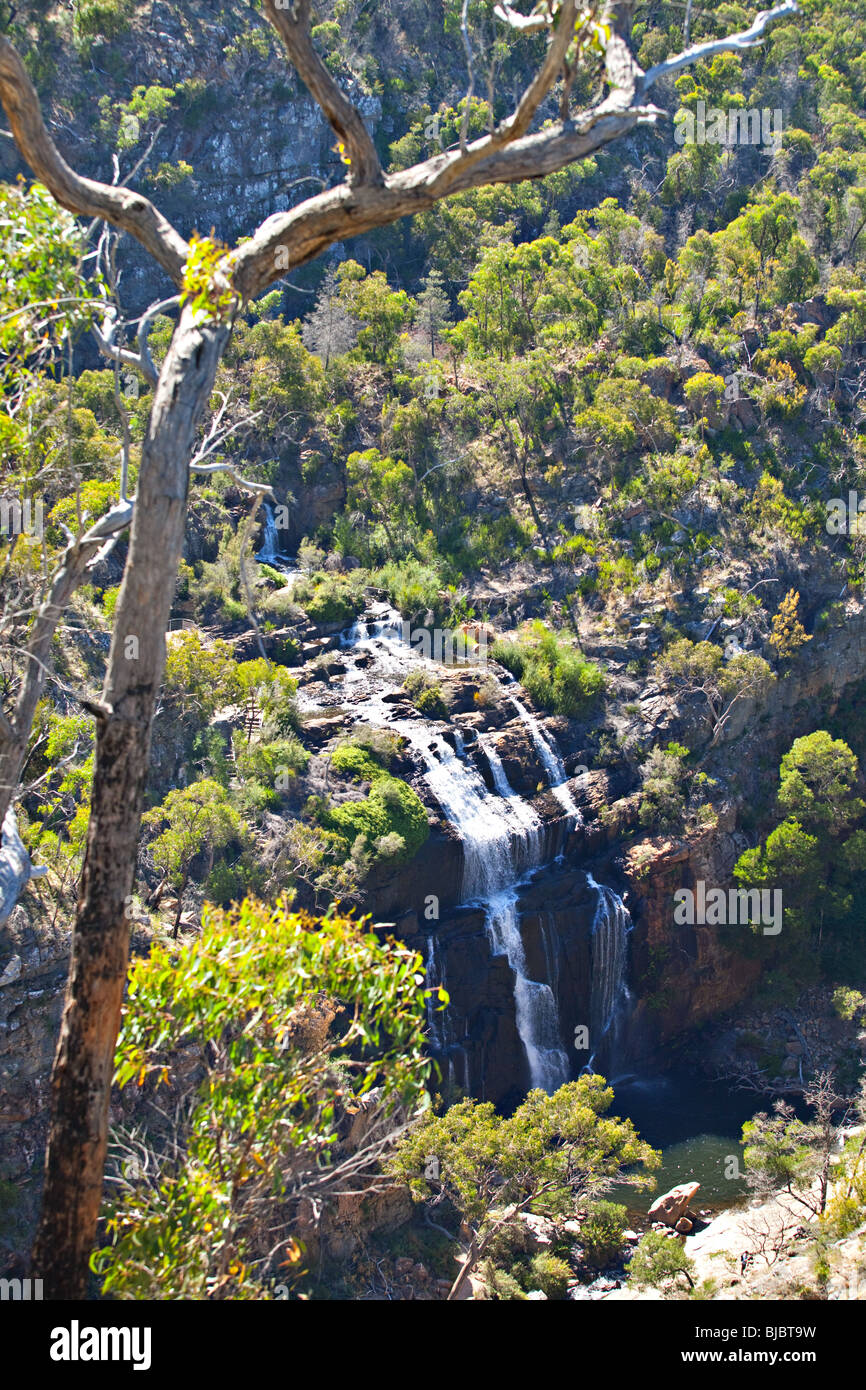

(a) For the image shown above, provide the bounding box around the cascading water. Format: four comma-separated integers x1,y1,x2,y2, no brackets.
586,873,634,1077
508,692,582,825
257,502,281,564
257,502,301,586
392,724,569,1091
301,598,629,1097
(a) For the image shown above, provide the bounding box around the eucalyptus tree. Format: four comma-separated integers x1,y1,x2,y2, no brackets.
0,0,799,1296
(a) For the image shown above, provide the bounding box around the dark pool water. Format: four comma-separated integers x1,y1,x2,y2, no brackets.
606,1071,763,1215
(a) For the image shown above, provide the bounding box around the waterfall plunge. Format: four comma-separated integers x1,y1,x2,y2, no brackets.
257,503,301,585
392,725,569,1093
586,874,634,1076
329,611,633,1097
257,502,281,564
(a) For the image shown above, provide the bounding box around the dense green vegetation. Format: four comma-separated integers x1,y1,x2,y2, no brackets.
3,0,866,1306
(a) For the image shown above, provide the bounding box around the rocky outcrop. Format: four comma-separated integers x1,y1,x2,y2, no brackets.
648,1181,701,1228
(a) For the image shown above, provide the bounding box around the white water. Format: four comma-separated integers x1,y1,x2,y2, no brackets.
329,619,571,1091
257,502,300,586
586,873,634,1075
509,693,583,825
300,600,633,1096
487,889,571,1092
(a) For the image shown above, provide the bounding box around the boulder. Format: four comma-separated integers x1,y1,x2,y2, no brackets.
648,1181,700,1227
514,1212,557,1251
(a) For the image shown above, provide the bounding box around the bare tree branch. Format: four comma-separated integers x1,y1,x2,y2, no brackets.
0,37,189,284
494,2,551,34
639,1,799,92
262,0,383,187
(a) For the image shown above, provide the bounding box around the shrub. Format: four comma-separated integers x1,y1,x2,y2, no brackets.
330,744,385,783
628,1230,695,1291
639,744,690,831
235,737,310,795
324,775,429,864
403,669,448,719
481,1264,527,1300
769,589,812,661
206,858,255,906
580,1201,628,1270
375,556,446,623
261,589,305,623
526,1252,572,1299
492,625,604,717
293,572,364,626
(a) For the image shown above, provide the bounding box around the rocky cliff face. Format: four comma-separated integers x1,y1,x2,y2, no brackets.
354,600,866,1106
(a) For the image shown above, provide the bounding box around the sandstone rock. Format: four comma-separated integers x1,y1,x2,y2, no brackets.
0,954,22,987
648,1181,700,1227
526,1290,548,1300
676,1217,693,1234
515,1212,557,1250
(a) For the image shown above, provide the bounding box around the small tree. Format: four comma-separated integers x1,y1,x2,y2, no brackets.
300,266,357,367
390,1075,659,1300
414,268,453,358
628,1229,695,1292
683,370,725,435
93,897,432,1299
769,589,812,661
777,731,863,839
742,1073,848,1219
142,779,245,935
658,639,775,746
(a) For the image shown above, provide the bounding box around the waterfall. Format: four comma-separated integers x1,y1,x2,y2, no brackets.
586,874,634,1076
509,694,582,825
318,603,637,1099
257,502,300,585
258,502,280,563
391,724,568,1092
478,735,544,855
486,888,570,1092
